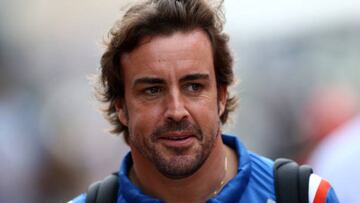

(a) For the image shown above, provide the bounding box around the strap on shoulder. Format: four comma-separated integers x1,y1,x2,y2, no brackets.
274,158,313,203
299,164,313,203
86,172,119,203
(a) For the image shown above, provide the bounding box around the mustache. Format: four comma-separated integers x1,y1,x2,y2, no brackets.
151,120,202,140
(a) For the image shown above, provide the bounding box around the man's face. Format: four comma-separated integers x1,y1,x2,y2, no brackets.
117,29,226,179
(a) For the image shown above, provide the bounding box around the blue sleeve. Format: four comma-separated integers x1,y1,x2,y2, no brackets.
68,193,86,203
325,187,340,203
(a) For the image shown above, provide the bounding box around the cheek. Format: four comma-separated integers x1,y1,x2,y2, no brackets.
127,103,163,134
188,96,220,125
193,93,219,112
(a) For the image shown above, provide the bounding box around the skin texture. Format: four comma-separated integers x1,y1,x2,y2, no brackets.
116,29,237,202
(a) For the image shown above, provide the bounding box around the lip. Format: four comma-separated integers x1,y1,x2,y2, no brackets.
157,132,196,148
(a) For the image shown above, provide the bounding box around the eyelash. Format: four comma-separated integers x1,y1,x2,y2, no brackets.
142,83,204,98
185,83,203,92
144,86,163,95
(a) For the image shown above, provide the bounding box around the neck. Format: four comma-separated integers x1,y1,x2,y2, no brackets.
129,135,238,203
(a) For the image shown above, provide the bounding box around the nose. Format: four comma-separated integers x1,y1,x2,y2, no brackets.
164,89,189,122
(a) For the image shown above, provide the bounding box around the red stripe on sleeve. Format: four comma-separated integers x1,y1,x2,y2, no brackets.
313,179,331,203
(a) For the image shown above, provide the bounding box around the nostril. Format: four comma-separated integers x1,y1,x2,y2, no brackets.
165,105,189,122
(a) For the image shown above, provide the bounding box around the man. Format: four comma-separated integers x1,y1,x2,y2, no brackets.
70,0,339,202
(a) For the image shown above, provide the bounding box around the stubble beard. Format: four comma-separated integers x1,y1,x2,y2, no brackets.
130,119,218,179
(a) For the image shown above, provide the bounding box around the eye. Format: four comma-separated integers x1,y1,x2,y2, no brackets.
185,83,203,93
144,86,162,96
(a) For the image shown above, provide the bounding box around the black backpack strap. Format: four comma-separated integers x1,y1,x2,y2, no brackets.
274,158,313,203
86,172,119,203
298,164,313,203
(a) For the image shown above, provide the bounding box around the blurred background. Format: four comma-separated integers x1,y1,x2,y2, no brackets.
0,0,359,202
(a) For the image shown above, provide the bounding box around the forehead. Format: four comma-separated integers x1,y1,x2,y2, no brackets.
120,29,214,82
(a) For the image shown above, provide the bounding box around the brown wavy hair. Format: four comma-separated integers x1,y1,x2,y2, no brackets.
97,0,237,143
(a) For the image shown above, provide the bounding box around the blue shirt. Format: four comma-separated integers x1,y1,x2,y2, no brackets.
69,135,339,203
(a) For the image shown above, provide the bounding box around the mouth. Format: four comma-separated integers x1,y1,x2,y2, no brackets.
158,132,196,148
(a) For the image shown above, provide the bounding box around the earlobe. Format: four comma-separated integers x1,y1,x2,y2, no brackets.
115,100,128,126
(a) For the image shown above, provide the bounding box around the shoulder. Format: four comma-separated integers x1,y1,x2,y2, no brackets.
223,134,275,192
249,151,274,170
221,134,276,201
309,174,339,203
248,152,275,191
68,193,86,203
241,151,276,202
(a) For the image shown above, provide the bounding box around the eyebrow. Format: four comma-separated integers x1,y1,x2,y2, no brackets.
179,73,209,83
133,73,209,87
133,77,166,86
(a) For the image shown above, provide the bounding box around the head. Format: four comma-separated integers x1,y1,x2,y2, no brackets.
97,0,237,178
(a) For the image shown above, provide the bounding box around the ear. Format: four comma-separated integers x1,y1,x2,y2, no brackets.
114,99,128,126
218,86,227,116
